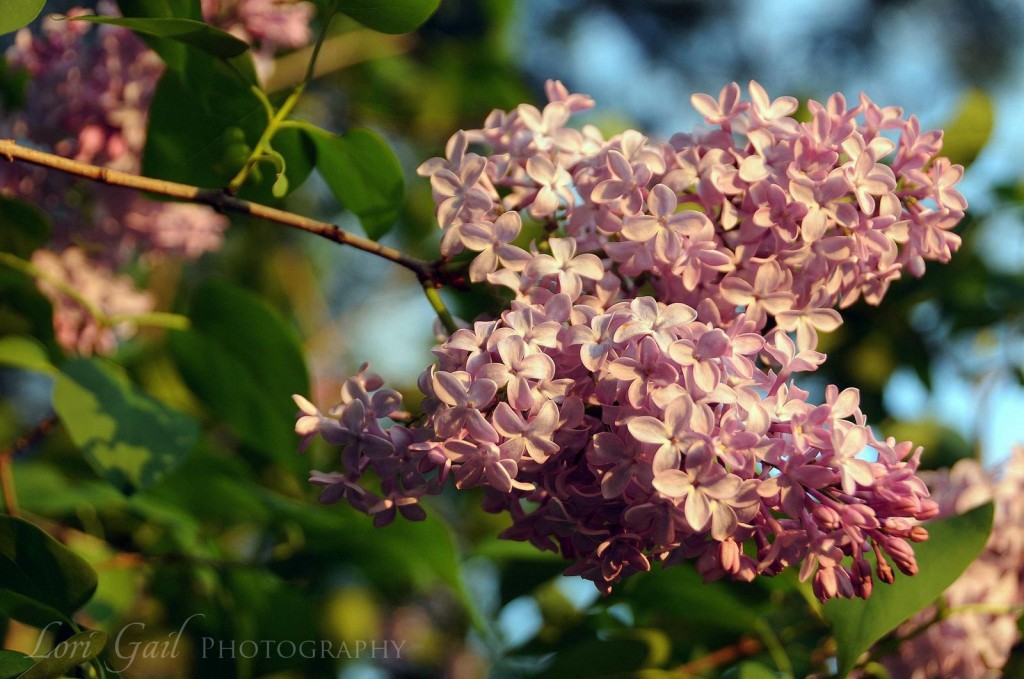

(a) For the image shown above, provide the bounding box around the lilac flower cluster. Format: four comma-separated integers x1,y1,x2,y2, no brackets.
870,448,1024,678
31,247,154,356
299,81,966,600
2,3,313,354
201,0,315,81
1,8,229,262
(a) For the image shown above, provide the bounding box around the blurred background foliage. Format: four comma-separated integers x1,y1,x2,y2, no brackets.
0,0,1022,677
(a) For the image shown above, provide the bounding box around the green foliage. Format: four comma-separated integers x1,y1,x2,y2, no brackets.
0,650,34,679
52,358,200,494
0,336,58,376
169,281,309,465
329,0,442,34
312,127,405,239
19,630,106,679
0,514,98,627
535,629,671,678
825,502,995,677
0,0,44,37
66,16,250,58
0,196,50,259
940,88,995,168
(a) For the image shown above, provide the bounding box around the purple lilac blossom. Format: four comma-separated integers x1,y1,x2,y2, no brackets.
297,81,967,601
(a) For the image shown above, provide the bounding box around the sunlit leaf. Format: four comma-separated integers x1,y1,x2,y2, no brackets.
0,335,57,375
825,502,994,677
53,358,200,494
66,16,250,58
312,127,404,239
20,629,107,679
0,514,98,626
0,0,44,37
941,88,994,168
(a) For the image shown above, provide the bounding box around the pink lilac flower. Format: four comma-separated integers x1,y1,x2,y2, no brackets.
201,0,315,82
299,81,967,602
1,8,229,262
31,247,154,356
864,448,1024,679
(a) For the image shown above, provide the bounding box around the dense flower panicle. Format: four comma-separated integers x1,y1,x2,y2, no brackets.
31,247,154,356
299,82,966,601
868,448,1024,679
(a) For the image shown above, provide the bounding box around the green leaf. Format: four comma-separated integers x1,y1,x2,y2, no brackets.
0,196,50,258
143,50,311,200
335,0,441,34
169,281,308,464
0,514,98,626
66,16,250,58
536,629,670,679
20,629,107,679
0,335,58,375
0,0,44,36
52,358,200,494
312,127,404,239
0,649,34,679
117,0,202,20
940,88,995,168
727,662,781,679
825,502,994,677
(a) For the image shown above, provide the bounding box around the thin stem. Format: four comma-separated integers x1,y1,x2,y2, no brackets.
1,415,59,516
0,251,105,322
670,636,763,677
107,311,191,330
227,83,306,193
0,139,434,280
422,285,458,335
303,1,336,87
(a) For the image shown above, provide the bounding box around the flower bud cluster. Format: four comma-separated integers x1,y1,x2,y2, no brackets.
871,448,1024,678
299,82,965,600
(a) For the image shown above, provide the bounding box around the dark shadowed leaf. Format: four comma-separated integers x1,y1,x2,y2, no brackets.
19,629,107,679
312,127,404,239
169,281,308,464
335,0,441,33
117,0,202,20
825,502,994,677
0,515,98,626
67,16,250,58
52,358,199,494
0,196,50,258
536,629,670,679
0,0,44,36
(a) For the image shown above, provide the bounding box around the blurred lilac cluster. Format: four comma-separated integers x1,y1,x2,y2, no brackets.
871,448,1024,678
1,2,313,354
298,82,967,600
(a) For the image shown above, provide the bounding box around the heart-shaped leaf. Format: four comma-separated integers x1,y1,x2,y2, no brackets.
0,0,45,36
312,127,404,240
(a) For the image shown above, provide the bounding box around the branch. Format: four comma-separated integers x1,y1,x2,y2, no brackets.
1,415,59,516
0,139,436,282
